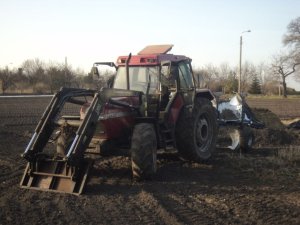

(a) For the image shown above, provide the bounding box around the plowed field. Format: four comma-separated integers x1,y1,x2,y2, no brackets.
0,96,299,225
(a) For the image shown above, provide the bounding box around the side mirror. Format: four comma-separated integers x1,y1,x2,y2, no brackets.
91,66,99,80
106,75,115,88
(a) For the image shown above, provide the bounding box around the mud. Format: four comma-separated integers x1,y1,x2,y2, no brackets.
0,97,299,225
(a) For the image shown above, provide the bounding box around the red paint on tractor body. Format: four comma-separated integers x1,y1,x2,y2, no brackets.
167,94,184,124
81,96,139,140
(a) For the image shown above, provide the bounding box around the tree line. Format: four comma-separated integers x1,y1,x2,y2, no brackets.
1,17,299,96
193,61,288,95
195,17,300,96
0,59,114,94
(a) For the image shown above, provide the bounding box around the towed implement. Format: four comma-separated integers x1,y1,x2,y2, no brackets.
216,93,265,151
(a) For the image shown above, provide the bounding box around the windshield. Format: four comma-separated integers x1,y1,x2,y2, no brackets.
113,66,159,94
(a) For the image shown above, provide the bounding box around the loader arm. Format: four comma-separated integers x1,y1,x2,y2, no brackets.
22,87,96,161
21,87,104,195
66,91,104,165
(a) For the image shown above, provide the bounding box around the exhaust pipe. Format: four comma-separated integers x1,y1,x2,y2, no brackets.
126,53,132,90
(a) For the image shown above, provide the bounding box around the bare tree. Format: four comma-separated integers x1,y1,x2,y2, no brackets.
46,65,63,93
203,64,219,89
72,68,87,88
241,61,257,92
219,63,231,79
271,52,300,97
283,17,300,51
45,62,77,93
0,67,15,93
223,70,238,94
282,17,300,82
218,63,238,93
193,68,208,88
21,58,45,90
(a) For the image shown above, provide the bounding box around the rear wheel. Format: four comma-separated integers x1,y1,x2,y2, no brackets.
175,98,218,161
131,123,157,180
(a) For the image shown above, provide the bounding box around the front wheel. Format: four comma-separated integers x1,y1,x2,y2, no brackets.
175,98,218,161
131,123,157,180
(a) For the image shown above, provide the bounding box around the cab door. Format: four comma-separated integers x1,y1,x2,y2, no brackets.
177,61,195,107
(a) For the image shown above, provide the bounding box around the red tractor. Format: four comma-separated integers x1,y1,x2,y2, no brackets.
21,45,218,194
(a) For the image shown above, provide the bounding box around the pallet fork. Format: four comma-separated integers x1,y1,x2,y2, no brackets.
20,88,102,195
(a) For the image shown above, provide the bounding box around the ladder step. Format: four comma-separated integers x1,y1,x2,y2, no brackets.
160,126,176,150
165,146,175,151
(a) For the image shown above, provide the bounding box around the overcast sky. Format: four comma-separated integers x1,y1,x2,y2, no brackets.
0,0,299,89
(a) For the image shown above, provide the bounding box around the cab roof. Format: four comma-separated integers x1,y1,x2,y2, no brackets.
117,45,191,66
138,45,174,55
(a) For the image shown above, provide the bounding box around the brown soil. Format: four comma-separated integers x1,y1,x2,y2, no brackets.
0,97,299,225
252,108,300,146
247,98,300,119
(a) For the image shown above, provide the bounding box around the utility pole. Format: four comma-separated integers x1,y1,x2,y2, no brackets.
238,30,251,93
65,57,68,71
65,56,68,86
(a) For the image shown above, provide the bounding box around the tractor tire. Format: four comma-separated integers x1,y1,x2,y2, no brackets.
131,123,157,180
239,127,254,153
175,97,218,162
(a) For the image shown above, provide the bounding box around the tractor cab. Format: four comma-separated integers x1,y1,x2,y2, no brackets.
93,45,199,122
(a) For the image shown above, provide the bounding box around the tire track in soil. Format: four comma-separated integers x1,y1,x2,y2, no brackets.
140,182,212,225
66,156,166,225
84,155,182,225
83,159,165,225
0,165,25,196
0,167,24,184
0,130,29,195
140,186,300,225
101,194,159,225
57,193,169,225
135,190,183,225
143,191,217,225
172,193,248,225
185,188,300,225
1,191,77,225
225,192,300,224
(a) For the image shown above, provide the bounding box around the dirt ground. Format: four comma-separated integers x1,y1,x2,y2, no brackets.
0,97,300,225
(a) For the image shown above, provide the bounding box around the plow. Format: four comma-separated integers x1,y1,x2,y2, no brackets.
20,45,264,195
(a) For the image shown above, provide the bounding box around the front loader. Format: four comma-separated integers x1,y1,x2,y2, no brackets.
21,88,100,194
21,45,219,194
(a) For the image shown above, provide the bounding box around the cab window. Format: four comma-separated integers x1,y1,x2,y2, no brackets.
113,66,159,94
178,62,194,89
